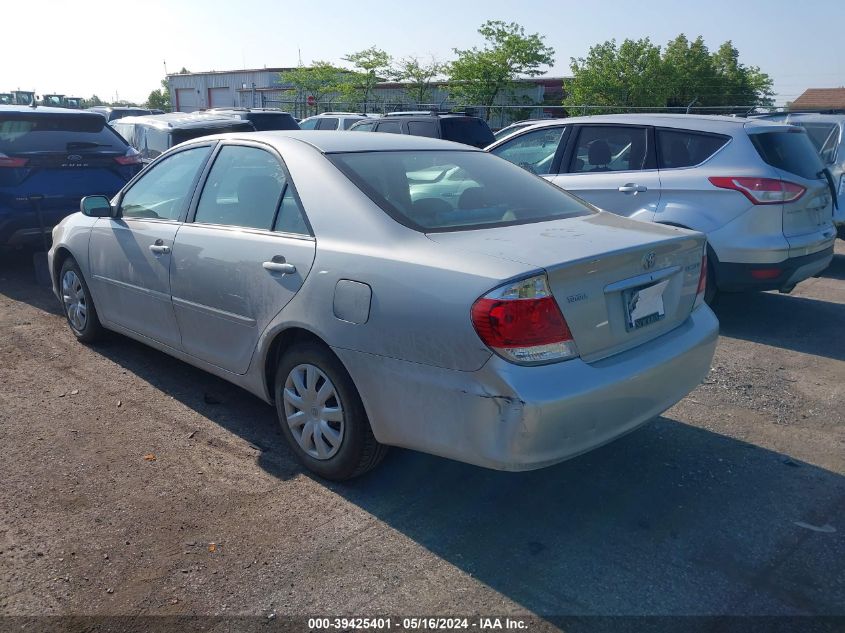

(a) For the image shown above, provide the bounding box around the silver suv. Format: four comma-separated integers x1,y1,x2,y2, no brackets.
299,112,372,130
487,114,835,300
754,112,844,238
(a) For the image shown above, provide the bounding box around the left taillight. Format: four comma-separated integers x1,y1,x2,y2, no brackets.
471,274,579,365
114,147,141,166
693,253,707,309
708,176,805,205
0,153,28,168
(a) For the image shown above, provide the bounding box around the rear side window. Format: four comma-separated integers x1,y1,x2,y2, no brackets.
657,129,729,169
343,118,361,130
351,122,375,132
0,114,128,153
299,118,318,130
376,121,403,134
194,145,284,230
249,114,299,131
407,120,438,138
750,130,825,180
439,117,495,148
570,126,648,173
316,118,339,130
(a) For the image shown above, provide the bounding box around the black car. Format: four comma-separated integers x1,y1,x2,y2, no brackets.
207,108,299,131
87,106,158,122
0,105,142,247
349,112,495,148
111,113,255,163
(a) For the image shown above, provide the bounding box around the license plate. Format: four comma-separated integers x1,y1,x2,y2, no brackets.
624,279,668,331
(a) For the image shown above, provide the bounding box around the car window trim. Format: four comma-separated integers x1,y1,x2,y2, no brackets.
115,141,217,223
653,126,732,171
186,139,314,237
560,124,656,175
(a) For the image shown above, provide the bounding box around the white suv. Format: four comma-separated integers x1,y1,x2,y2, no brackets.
298,112,372,131
487,114,836,301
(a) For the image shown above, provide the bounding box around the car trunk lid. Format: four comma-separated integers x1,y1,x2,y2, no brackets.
427,213,706,362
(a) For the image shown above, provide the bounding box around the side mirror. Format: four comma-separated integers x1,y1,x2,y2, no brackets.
80,195,113,218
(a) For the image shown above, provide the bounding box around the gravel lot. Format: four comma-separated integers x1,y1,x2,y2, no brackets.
0,244,843,623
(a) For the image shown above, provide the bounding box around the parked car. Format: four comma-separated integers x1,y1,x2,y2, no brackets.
350,112,495,148
753,112,844,238
111,113,255,163
49,131,717,480
0,105,142,247
87,106,158,122
298,113,371,130
487,114,835,301
207,107,300,131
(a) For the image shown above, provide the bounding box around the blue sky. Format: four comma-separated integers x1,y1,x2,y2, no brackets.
6,0,844,105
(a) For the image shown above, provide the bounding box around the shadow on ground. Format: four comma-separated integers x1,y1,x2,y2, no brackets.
819,254,845,281
2,250,844,617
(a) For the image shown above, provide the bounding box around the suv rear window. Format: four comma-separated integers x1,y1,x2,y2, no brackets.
0,113,127,153
249,113,298,131
657,129,729,168
439,117,495,148
750,130,825,181
329,150,592,232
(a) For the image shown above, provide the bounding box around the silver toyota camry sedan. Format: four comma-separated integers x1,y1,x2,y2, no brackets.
48,131,718,480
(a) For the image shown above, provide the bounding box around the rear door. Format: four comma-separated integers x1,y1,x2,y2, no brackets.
0,112,139,227
171,142,315,374
89,144,214,348
748,127,835,255
550,124,661,222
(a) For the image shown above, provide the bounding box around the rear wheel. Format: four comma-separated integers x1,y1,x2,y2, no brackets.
59,257,103,343
274,342,386,480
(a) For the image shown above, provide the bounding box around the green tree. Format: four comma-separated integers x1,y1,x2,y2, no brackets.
392,56,444,106
447,20,554,112
145,78,170,111
281,62,348,114
711,41,773,108
663,35,717,107
564,38,667,112
86,94,104,107
341,47,392,111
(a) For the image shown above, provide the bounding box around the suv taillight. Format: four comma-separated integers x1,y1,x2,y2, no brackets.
471,274,578,364
0,153,28,168
114,147,141,166
708,176,805,205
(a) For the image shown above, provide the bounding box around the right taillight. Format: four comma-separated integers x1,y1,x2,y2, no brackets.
471,274,578,365
709,176,805,205
0,153,28,168
694,253,707,309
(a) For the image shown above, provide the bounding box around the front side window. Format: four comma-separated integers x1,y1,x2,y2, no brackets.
656,129,729,169
120,146,212,220
569,126,648,173
194,145,285,230
299,118,318,130
329,150,592,232
490,126,565,175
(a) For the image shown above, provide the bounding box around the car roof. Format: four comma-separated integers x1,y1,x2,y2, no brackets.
755,112,845,124
0,104,106,118
114,112,255,130
505,113,795,134
209,108,294,115
190,130,483,153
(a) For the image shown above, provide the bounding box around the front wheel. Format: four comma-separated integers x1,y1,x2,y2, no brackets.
59,257,103,343
274,342,387,480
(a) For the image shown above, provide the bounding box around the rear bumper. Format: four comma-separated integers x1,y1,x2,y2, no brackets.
334,306,718,471
0,208,74,247
713,245,834,292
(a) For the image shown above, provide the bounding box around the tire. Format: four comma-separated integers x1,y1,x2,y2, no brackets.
59,257,103,343
274,342,387,481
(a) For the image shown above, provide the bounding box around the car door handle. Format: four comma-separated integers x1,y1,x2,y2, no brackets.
618,183,648,194
263,261,296,274
149,244,171,255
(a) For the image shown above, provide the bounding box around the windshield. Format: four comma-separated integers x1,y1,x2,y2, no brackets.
329,150,593,232
0,113,127,153
750,130,826,180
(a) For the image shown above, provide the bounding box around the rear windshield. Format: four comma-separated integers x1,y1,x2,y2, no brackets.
171,123,254,146
440,117,495,148
329,150,592,232
750,130,825,181
248,113,298,131
0,113,127,153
